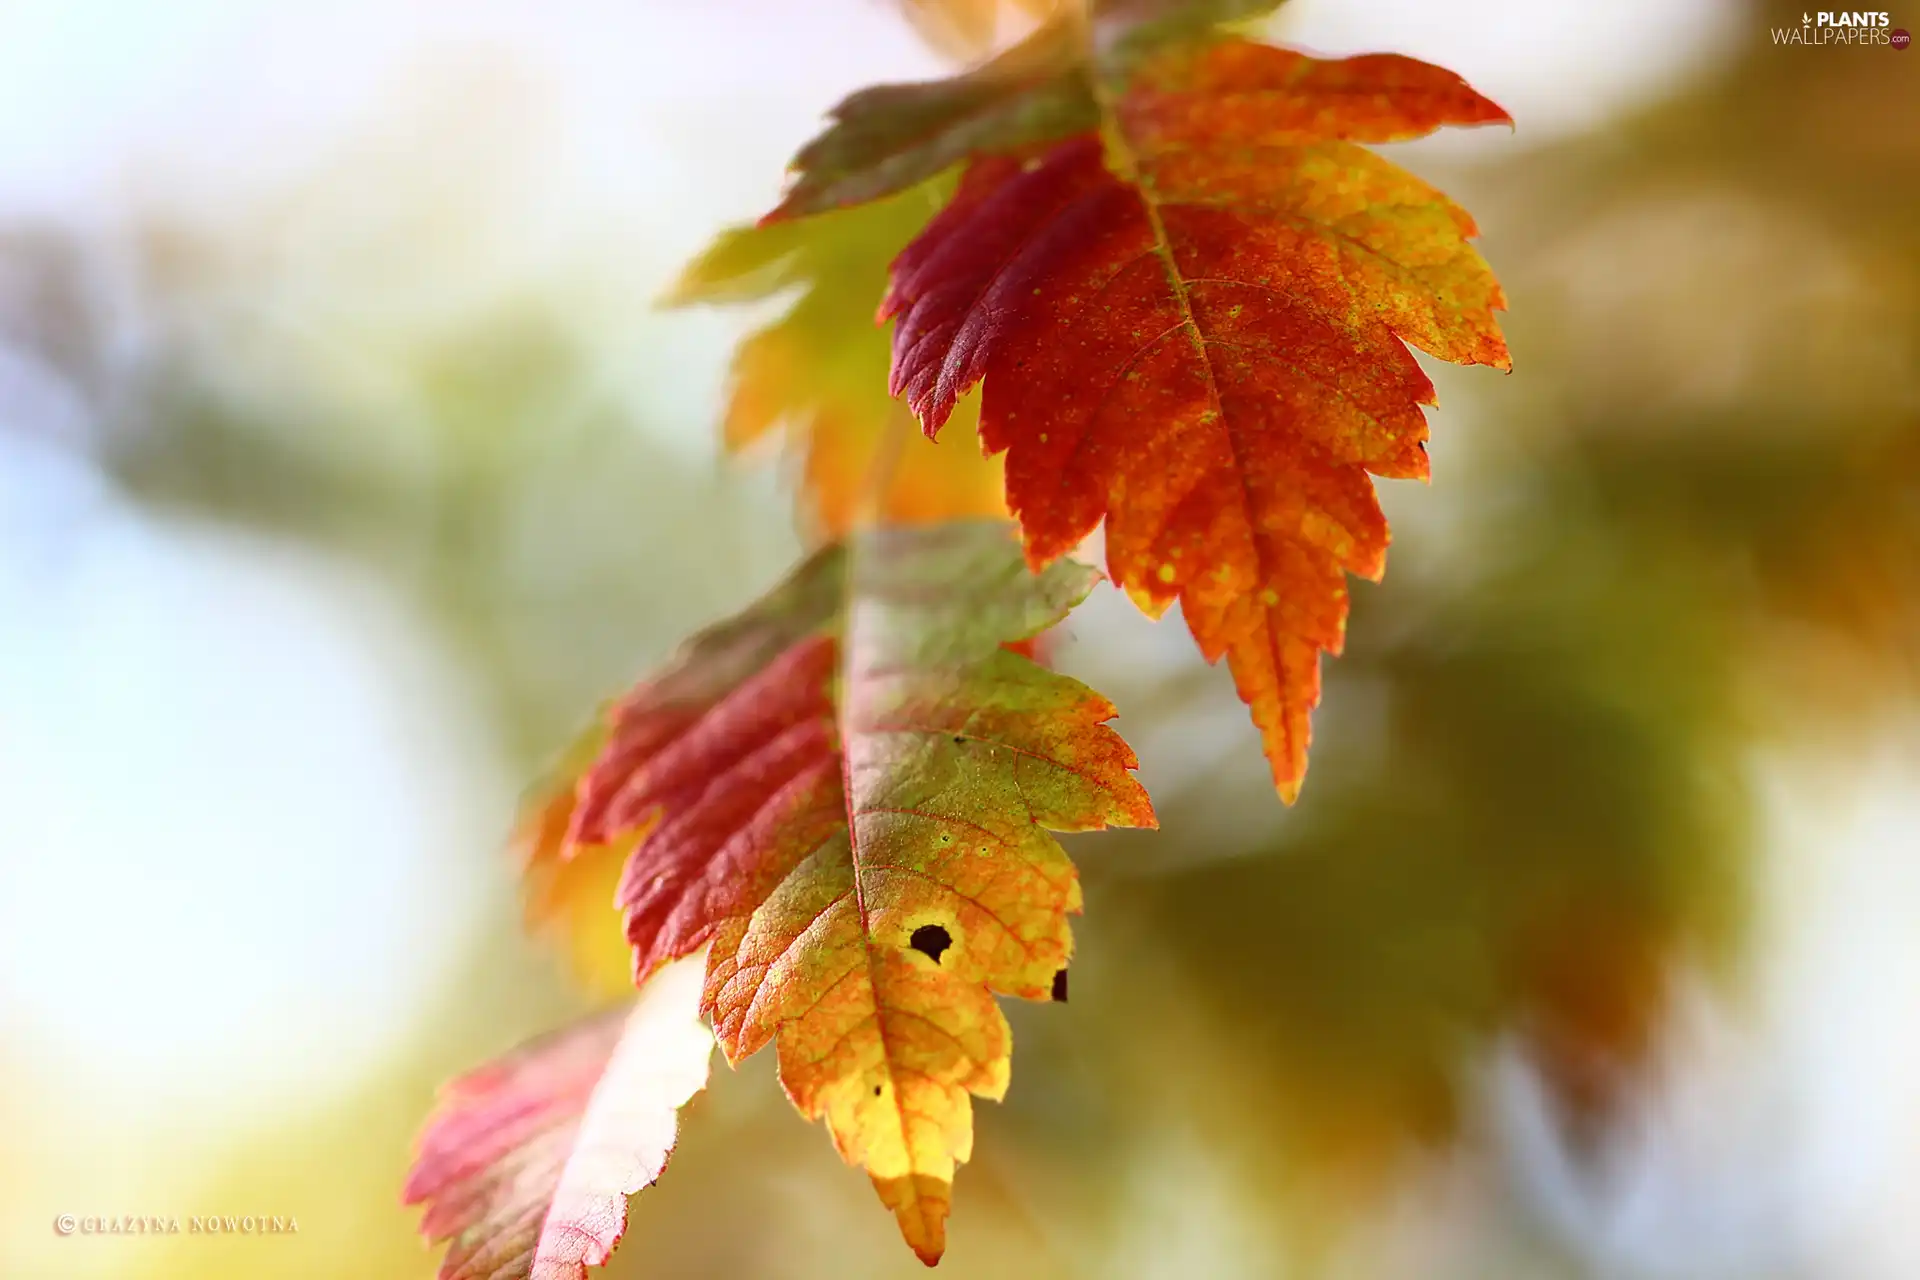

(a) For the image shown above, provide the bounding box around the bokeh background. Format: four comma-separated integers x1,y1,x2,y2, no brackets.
2,0,1916,1276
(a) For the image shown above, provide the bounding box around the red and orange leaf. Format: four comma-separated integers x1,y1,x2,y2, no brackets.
404,953,714,1280
670,181,1006,536
880,40,1511,800
561,519,1154,1264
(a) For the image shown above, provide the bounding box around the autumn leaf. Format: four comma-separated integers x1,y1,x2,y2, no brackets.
693,1,1286,534
669,180,1007,536
878,38,1512,800
556,519,1154,1264
762,1,1280,222
404,953,715,1280
763,17,1093,223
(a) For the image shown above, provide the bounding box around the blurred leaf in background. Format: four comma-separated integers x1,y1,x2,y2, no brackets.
898,0,1058,56
669,176,1007,539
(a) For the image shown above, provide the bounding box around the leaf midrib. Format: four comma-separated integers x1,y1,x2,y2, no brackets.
1074,5,1297,769
833,541,941,1245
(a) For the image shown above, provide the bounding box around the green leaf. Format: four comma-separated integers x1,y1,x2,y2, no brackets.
763,0,1285,222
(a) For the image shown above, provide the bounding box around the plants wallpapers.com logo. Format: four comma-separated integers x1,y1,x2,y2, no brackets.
1771,11,1911,45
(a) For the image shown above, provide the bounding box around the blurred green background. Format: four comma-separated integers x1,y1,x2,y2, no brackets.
1,1,1915,1277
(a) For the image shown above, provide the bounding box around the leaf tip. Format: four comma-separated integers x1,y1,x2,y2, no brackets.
755,201,799,229
876,1173,951,1267
912,394,957,442
654,265,705,311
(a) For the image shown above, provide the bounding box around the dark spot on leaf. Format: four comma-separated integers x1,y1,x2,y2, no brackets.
873,1085,882,1097
952,736,965,745
909,924,952,963
1051,968,1069,1003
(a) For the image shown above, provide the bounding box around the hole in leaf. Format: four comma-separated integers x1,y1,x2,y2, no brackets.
1051,968,1069,1003
909,924,952,963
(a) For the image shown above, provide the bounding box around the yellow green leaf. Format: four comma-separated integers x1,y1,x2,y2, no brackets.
669,181,1007,536
557,520,1156,1262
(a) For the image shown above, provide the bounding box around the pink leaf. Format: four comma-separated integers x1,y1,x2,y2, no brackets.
405,952,715,1280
